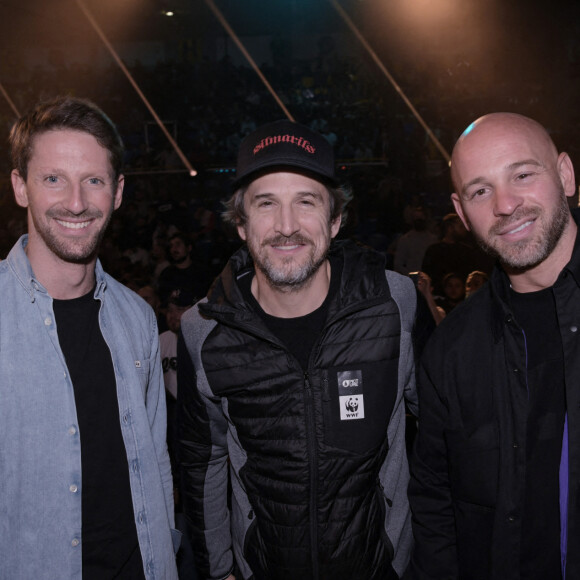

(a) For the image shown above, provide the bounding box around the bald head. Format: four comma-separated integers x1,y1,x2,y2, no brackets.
449,112,577,286
451,113,558,194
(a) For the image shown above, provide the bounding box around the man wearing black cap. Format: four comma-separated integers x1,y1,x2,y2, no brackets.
177,120,418,580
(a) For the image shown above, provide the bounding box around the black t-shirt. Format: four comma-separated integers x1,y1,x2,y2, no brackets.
240,257,342,371
157,261,211,305
53,290,145,579
510,287,566,579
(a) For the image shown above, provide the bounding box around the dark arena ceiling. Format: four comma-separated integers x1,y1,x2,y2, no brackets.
1,0,580,193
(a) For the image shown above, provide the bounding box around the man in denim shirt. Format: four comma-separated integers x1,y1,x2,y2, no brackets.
0,96,179,579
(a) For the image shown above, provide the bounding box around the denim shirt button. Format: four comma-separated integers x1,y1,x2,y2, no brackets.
132,460,139,473
71,538,80,547
68,426,77,436
44,317,52,326
69,484,78,493
138,512,145,524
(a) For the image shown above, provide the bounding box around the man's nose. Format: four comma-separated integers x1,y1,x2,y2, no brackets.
493,184,523,216
63,182,89,215
275,204,300,236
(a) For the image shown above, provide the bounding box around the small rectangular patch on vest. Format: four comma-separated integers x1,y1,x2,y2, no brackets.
337,370,365,420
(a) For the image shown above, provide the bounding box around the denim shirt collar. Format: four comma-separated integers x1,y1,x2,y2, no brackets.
7,234,108,301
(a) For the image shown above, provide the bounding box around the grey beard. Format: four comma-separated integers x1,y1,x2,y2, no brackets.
257,251,328,292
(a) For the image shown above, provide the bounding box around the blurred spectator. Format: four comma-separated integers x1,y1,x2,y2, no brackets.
150,238,171,283
465,270,489,298
160,287,198,580
157,232,212,305
436,272,466,313
422,213,484,295
413,271,446,326
161,289,195,399
411,270,446,362
394,206,438,274
137,284,161,313
137,284,167,333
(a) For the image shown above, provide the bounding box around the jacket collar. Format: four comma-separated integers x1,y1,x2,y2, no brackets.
561,207,580,286
202,239,391,320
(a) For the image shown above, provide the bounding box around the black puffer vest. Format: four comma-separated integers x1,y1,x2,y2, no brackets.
198,241,402,579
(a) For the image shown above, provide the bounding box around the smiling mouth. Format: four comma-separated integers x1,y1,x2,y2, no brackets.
273,244,302,251
55,219,91,230
505,220,533,235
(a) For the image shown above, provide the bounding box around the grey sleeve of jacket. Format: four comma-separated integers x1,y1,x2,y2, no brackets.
383,271,418,577
177,304,235,580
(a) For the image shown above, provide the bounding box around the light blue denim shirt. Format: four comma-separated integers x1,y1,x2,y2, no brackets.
0,236,179,580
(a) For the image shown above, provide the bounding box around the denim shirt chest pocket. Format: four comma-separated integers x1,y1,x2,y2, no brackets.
99,300,153,401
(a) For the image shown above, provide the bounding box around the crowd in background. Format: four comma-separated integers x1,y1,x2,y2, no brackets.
1,34,566,308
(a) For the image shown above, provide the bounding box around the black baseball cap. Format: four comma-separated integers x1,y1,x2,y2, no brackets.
168,288,196,308
232,119,337,189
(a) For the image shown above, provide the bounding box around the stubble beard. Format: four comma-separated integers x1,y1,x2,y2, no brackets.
32,207,112,264
172,252,188,265
471,190,570,271
250,233,330,292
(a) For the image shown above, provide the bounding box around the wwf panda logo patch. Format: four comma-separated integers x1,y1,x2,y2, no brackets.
337,370,365,421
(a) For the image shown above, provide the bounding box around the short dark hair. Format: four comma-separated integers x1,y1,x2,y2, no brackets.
442,271,464,285
169,232,192,247
9,95,124,182
441,213,463,236
223,181,352,229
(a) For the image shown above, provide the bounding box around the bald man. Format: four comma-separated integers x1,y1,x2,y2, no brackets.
409,113,579,579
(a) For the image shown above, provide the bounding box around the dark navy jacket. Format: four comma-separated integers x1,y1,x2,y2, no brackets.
410,220,580,579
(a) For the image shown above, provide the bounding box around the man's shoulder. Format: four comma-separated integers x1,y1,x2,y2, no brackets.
0,237,30,287
424,288,493,355
180,299,217,347
158,263,178,279
422,240,445,256
0,258,25,303
0,258,12,281
102,272,155,318
385,269,415,299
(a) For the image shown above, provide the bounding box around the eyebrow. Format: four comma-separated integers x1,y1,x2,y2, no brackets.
250,190,325,202
461,159,543,195
296,190,324,201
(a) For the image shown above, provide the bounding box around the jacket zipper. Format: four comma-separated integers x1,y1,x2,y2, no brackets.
304,372,319,579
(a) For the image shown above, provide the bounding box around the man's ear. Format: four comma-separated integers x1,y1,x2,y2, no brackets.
11,170,29,209
113,175,124,210
451,193,471,231
237,222,247,241
557,153,576,198
330,215,342,239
